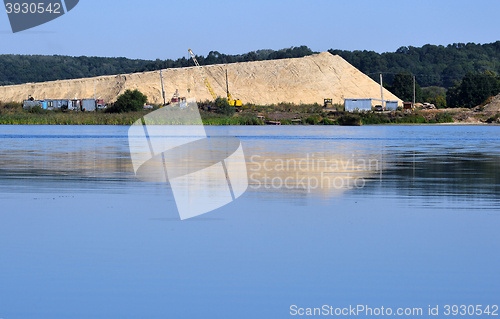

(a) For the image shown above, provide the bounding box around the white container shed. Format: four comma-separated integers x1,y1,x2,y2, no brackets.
345,99,373,112
385,101,398,111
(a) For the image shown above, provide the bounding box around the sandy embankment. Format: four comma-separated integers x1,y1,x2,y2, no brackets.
0,52,402,106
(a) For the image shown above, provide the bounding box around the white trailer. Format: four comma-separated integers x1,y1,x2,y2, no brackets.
23,100,40,110
345,99,373,112
81,99,96,112
385,101,398,111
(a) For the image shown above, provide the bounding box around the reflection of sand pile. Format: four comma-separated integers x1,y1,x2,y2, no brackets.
0,52,401,106
0,148,132,180
246,152,381,197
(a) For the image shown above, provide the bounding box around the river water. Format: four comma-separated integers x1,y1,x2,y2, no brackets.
0,125,499,318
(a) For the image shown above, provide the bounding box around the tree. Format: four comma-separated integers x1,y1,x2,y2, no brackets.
446,71,500,108
386,72,423,102
106,89,147,113
422,86,447,108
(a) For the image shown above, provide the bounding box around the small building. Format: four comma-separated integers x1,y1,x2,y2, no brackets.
51,99,68,109
386,101,398,111
81,99,96,112
46,99,67,110
45,99,70,110
345,99,373,112
23,100,40,110
403,102,413,110
69,99,80,111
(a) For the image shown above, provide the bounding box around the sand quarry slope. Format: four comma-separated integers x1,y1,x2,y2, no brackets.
0,52,402,106
484,93,500,112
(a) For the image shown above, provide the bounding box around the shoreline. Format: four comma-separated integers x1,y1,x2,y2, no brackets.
1,103,499,126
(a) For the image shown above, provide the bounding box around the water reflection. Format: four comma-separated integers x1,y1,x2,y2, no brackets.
0,126,499,202
0,127,135,192
245,152,381,197
371,151,500,198
1,125,500,318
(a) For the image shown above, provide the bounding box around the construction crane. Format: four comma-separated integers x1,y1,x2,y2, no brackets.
225,69,242,107
188,49,217,101
188,49,242,107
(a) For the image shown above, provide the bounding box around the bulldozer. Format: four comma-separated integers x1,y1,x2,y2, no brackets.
324,98,333,108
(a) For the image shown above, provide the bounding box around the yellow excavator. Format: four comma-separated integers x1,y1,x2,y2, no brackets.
188,49,242,107
224,69,242,106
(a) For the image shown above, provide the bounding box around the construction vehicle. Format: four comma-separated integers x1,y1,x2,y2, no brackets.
188,49,242,107
225,69,242,107
169,89,186,104
324,98,333,108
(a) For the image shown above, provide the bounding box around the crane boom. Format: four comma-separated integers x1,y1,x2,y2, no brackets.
188,49,217,101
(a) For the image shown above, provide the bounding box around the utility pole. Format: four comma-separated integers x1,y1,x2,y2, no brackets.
67,80,70,108
412,75,416,107
94,79,96,100
380,73,384,108
160,70,166,106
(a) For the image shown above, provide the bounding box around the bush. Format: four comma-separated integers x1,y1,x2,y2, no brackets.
214,97,235,116
486,113,500,123
358,111,390,124
395,113,426,124
434,112,454,123
332,103,345,111
305,115,320,125
28,105,47,114
321,117,336,125
0,101,22,115
3,102,22,109
106,89,147,113
337,114,362,126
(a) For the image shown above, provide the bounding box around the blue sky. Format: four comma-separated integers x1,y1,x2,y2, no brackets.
1,0,499,60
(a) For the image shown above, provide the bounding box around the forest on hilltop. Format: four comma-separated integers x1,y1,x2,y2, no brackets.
0,55,151,86
0,46,315,86
329,41,500,88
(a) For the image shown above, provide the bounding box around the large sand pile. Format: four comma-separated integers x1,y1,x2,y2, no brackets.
484,94,500,112
0,52,402,105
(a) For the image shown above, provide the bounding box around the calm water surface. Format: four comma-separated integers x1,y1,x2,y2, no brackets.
0,125,499,318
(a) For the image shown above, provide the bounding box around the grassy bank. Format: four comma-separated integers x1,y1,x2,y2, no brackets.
0,101,476,125
0,110,147,125
350,111,455,125
0,110,456,125
200,112,264,125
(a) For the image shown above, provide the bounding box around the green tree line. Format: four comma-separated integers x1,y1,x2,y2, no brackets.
384,70,500,108
0,55,152,86
0,46,315,86
136,46,315,72
329,41,500,88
